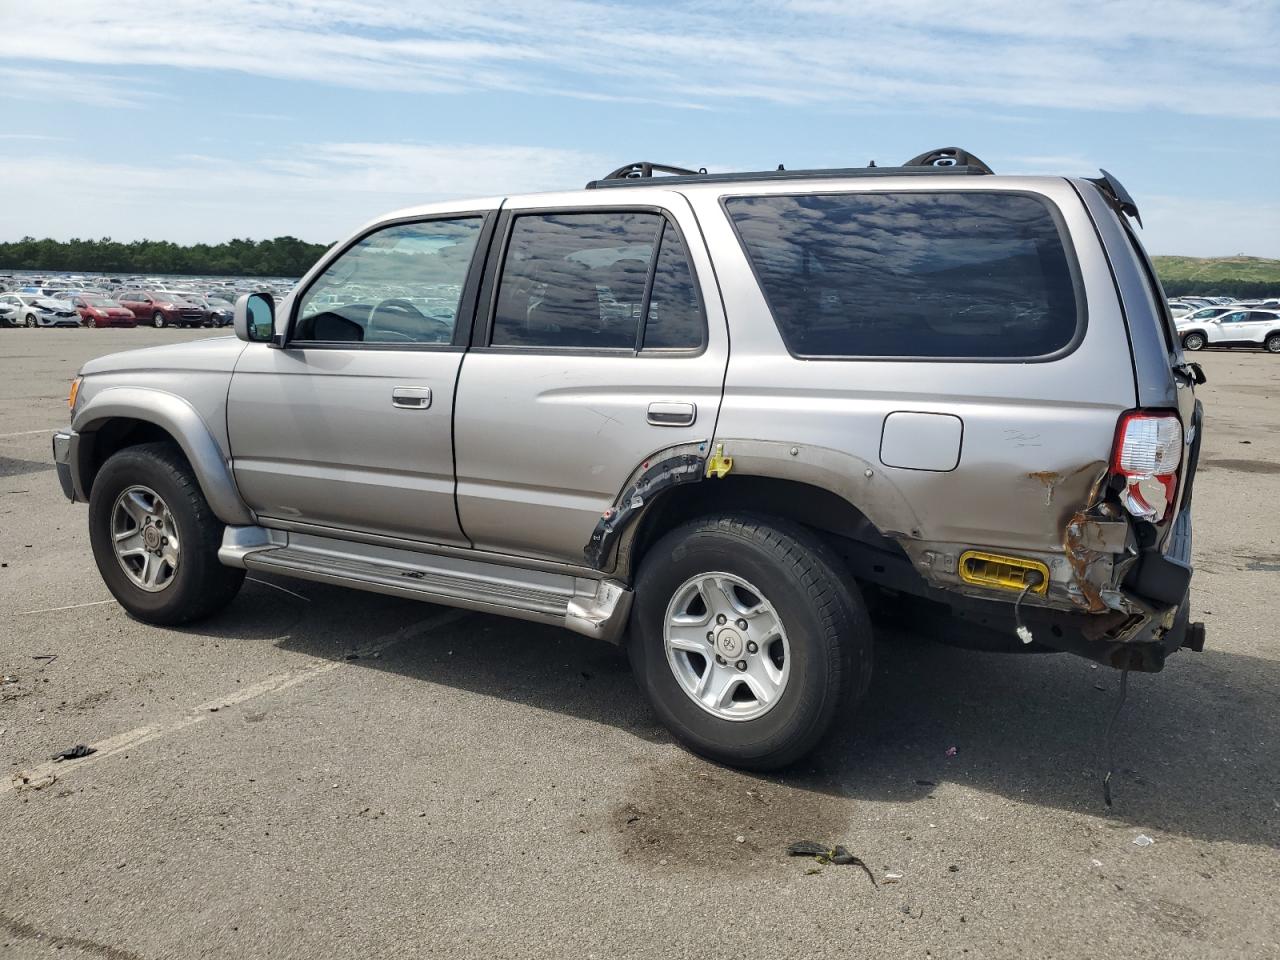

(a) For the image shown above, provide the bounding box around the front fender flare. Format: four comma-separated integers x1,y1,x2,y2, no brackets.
73,385,254,526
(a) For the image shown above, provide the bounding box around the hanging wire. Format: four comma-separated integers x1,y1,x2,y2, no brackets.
1102,668,1130,807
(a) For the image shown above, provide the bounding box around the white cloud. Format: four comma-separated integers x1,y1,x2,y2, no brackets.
0,142,601,242
0,65,149,108
0,0,1275,118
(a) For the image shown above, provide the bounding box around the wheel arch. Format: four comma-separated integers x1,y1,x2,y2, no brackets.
72,387,253,525
600,440,924,587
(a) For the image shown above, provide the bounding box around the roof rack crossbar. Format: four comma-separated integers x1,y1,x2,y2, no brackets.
600,162,707,182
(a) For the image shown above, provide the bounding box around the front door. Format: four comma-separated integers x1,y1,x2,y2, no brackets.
227,212,492,546
453,194,729,564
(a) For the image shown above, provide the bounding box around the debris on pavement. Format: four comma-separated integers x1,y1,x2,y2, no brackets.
787,841,877,886
945,746,958,757
51,744,97,762
883,872,903,883
1133,834,1155,847
1,675,17,686
12,770,57,791
31,654,58,667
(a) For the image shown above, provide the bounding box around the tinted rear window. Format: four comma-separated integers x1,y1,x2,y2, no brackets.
725,192,1081,359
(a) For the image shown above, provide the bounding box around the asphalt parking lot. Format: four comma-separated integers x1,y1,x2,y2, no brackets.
2,328,1277,959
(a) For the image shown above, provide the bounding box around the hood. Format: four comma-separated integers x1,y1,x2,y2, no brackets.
35,297,72,310
80,336,248,376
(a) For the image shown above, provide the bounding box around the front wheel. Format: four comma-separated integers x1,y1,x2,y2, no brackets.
153,312,167,328
1266,333,1280,354
628,514,872,770
1182,332,1206,351
25,313,37,328
88,442,244,624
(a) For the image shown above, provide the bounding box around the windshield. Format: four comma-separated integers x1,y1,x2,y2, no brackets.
87,297,121,307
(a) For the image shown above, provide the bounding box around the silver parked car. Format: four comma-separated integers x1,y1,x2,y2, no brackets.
53,148,1204,770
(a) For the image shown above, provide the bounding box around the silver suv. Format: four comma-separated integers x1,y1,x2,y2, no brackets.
52,148,1205,770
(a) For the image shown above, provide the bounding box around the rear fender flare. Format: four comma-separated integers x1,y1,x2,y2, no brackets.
72,386,254,526
586,438,925,575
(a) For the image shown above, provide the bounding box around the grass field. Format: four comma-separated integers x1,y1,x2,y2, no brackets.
1153,255,1280,294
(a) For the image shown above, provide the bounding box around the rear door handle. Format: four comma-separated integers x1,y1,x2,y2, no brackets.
392,386,432,409
647,401,696,427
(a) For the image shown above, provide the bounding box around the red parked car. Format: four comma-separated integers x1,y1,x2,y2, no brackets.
71,295,139,328
117,289,208,328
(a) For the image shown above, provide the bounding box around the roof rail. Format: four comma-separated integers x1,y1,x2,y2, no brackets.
585,146,995,189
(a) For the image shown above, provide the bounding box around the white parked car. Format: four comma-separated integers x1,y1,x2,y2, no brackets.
0,292,81,328
1176,308,1280,353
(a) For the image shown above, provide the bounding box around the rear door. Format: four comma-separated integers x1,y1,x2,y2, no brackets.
453,192,728,564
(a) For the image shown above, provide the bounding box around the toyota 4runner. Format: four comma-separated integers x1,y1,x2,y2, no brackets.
53,148,1205,770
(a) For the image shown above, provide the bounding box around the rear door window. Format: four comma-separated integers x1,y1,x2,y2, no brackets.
724,191,1082,359
490,212,705,352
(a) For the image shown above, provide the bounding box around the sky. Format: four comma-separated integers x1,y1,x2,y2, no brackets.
0,0,1276,257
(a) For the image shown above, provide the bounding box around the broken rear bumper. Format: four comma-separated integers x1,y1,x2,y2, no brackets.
935,509,1200,672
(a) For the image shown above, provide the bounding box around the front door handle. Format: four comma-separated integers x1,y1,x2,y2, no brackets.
392,386,432,409
647,401,696,427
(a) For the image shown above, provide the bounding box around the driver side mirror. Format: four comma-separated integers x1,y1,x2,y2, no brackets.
234,292,278,344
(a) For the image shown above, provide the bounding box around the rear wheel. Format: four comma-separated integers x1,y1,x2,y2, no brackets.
1266,334,1280,354
153,312,166,328
628,513,872,770
88,442,244,624
1182,332,1206,351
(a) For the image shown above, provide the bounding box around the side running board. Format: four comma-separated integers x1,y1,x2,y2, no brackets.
219,526,631,643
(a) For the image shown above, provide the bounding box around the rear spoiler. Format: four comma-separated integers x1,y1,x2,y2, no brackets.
1088,169,1142,228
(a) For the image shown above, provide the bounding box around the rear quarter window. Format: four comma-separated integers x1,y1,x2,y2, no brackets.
724,191,1083,360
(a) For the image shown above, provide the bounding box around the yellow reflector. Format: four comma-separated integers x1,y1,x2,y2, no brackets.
958,550,1050,596
68,377,82,409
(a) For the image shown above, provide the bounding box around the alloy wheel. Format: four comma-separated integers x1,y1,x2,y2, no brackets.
111,485,181,592
663,572,791,721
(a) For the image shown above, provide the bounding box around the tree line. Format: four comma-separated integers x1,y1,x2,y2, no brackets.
2,236,1276,296
0,237,332,278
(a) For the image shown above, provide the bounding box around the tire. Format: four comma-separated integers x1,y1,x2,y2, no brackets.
1182,332,1206,351
153,312,166,328
25,313,36,328
1266,334,1280,354
88,442,244,625
628,513,872,771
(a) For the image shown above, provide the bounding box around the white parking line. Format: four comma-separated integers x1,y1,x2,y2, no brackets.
0,428,59,438
246,577,311,601
3,607,470,796
18,598,117,615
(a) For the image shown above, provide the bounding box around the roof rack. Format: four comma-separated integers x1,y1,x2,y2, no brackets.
586,146,995,189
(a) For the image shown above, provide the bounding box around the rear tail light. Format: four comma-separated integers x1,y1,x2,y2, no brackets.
1111,411,1182,522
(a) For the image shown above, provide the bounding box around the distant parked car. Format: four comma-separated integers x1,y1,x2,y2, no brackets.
1180,306,1235,325
1176,308,1280,353
0,296,19,327
199,296,235,327
71,295,139,328
117,290,208,328
155,290,232,327
1,292,80,327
